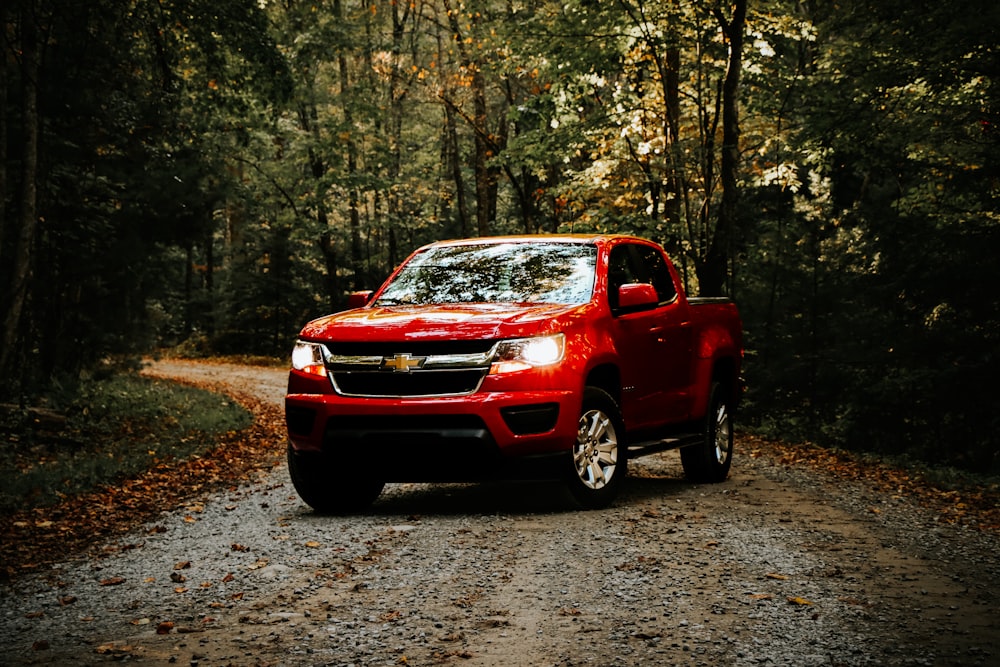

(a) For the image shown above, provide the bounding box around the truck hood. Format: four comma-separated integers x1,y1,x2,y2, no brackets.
300,303,587,342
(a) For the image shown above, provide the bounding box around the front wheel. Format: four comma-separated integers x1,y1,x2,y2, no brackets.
565,387,627,509
680,382,734,483
287,444,385,514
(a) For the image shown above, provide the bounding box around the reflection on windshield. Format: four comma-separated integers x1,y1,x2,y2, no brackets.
375,242,597,306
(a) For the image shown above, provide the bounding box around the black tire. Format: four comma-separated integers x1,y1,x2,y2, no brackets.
287,444,385,514
680,381,734,483
565,387,627,509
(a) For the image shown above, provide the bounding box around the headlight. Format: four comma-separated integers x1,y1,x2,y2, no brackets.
491,334,565,374
291,340,327,377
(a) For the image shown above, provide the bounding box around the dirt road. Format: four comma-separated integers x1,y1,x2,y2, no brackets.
1,360,997,666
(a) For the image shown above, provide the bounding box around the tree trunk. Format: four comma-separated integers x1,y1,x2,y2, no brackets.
700,0,746,297
1,8,40,382
335,0,364,289
434,13,469,237
386,0,411,260
318,226,340,313
0,2,8,258
443,0,497,237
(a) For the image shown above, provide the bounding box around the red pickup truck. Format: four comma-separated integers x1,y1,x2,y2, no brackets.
285,235,742,511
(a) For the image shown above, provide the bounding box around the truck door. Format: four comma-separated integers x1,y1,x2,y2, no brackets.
608,243,695,430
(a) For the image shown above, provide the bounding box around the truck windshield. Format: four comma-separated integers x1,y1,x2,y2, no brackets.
375,242,597,306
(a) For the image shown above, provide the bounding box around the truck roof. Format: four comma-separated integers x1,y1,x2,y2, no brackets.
421,234,657,249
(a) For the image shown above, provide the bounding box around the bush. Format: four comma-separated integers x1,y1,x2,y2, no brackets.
0,373,252,513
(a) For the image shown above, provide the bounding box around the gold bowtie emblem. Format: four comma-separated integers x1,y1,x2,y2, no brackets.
382,353,423,372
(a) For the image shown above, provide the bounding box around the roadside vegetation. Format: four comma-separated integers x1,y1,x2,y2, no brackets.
0,371,252,514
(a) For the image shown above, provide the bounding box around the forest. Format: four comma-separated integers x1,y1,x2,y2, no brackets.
1,0,997,473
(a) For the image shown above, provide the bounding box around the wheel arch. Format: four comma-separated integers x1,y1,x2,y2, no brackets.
585,363,621,406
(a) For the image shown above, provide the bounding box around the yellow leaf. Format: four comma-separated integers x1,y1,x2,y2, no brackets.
787,596,812,605
305,541,321,548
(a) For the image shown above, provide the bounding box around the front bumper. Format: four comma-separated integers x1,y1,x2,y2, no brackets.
284,378,581,482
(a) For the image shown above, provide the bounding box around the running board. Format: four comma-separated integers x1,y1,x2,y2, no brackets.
627,433,702,459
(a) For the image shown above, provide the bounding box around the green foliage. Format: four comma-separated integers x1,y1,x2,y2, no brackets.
0,373,251,512
2,0,997,473
739,0,1000,472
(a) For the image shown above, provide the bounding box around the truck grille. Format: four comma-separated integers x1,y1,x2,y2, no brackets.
332,368,487,397
323,342,495,398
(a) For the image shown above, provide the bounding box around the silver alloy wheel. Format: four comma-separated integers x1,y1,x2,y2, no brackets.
713,401,731,465
573,408,619,489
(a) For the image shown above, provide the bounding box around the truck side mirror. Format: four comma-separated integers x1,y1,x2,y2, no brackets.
347,290,374,309
617,283,659,310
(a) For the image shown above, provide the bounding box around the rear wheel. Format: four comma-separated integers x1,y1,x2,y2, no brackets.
565,387,627,509
680,382,734,483
287,444,384,514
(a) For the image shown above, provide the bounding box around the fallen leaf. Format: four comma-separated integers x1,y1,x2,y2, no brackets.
246,558,269,570
305,540,321,548
765,573,788,580
838,596,868,606
100,577,126,586
173,561,191,570
58,595,77,606
155,621,174,635
222,572,234,583
95,643,133,655
787,596,813,606
174,587,188,594
170,572,186,583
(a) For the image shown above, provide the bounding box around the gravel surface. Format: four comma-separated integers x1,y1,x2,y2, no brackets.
1,360,997,666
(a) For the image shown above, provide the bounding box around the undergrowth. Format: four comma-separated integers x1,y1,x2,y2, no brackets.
0,373,252,513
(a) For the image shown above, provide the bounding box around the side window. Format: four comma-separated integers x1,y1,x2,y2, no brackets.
608,243,677,310
635,246,678,304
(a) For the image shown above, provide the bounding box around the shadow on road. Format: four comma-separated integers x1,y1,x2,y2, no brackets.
287,471,700,520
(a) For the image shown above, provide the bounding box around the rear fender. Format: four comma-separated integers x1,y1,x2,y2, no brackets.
689,324,741,420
